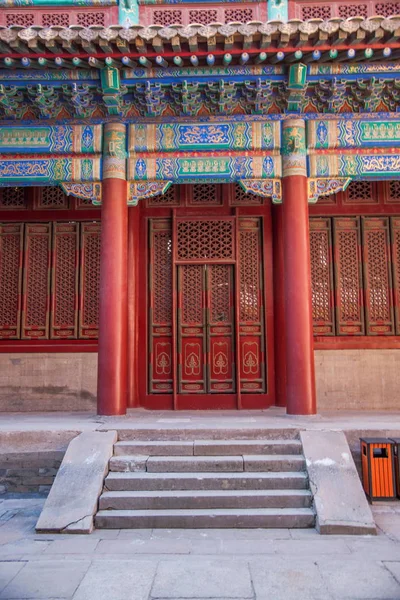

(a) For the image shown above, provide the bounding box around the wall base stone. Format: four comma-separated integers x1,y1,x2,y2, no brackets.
315,349,400,411
0,353,97,412
0,350,399,413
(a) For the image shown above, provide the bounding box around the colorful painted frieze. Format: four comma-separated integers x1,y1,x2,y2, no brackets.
0,157,101,185
0,125,102,154
308,120,400,150
128,153,281,182
129,122,280,153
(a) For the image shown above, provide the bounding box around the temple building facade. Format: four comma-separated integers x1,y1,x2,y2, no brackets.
0,1,400,415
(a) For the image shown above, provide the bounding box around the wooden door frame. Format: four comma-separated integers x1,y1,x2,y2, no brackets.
136,185,275,410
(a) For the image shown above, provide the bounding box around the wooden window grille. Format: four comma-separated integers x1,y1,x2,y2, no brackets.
0,221,100,341
153,10,183,25
301,5,332,19
338,3,368,16
231,184,263,206
76,12,105,26
344,181,378,205
311,216,400,337
375,2,400,15
0,188,27,210
42,13,70,27
34,187,69,210
224,8,254,22
6,13,34,27
189,184,222,206
189,9,218,24
310,219,335,335
147,185,180,207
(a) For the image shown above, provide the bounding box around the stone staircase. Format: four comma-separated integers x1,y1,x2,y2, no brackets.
95,434,315,529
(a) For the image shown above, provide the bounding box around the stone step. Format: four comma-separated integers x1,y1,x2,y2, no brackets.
105,471,309,491
113,439,303,457
99,489,313,511
116,428,300,442
109,455,305,473
95,507,315,529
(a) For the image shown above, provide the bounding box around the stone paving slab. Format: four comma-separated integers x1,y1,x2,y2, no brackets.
0,559,90,599
73,560,157,600
151,560,253,598
2,495,400,599
317,558,400,599
250,557,333,600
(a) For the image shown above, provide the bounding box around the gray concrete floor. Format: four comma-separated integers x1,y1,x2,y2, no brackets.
1,495,400,599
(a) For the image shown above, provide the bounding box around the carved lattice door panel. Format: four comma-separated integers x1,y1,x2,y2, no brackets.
148,215,268,405
177,264,235,394
237,218,266,393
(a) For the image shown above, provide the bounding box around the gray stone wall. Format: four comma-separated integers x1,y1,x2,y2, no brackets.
0,450,64,494
0,353,97,412
315,349,400,411
0,349,399,412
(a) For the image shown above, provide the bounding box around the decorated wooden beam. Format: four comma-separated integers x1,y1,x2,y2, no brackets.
307,177,352,204
239,179,282,204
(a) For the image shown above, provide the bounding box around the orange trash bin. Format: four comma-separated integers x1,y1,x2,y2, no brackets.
360,438,396,501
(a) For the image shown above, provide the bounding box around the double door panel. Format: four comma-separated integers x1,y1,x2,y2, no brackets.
178,264,235,394
148,216,267,401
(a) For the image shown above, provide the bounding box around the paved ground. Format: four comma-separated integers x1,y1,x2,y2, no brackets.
1,495,400,599
1,408,400,434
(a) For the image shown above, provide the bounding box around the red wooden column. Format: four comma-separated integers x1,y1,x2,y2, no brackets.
272,204,286,407
127,204,140,408
97,123,128,415
282,119,316,415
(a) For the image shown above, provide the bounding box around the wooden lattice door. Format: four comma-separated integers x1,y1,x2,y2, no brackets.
147,214,268,409
177,264,235,394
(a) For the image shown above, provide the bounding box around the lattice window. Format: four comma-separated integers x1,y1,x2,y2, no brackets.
0,188,26,210
391,218,400,335
231,184,262,206
224,8,254,22
35,187,69,210
362,217,394,335
147,186,179,207
0,224,23,339
22,224,51,339
6,13,35,27
386,181,400,203
176,219,235,261
344,181,376,205
75,197,97,209
51,224,78,339
149,219,173,393
338,3,368,17
310,219,335,335
189,9,218,24
79,223,100,338
301,5,332,19
210,265,230,323
333,217,364,335
77,12,105,26
182,265,203,324
153,228,172,325
153,10,183,25
42,13,70,27
239,225,260,323
190,184,221,206
375,2,400,15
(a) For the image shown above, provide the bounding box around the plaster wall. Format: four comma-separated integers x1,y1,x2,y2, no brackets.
0,349,399,412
